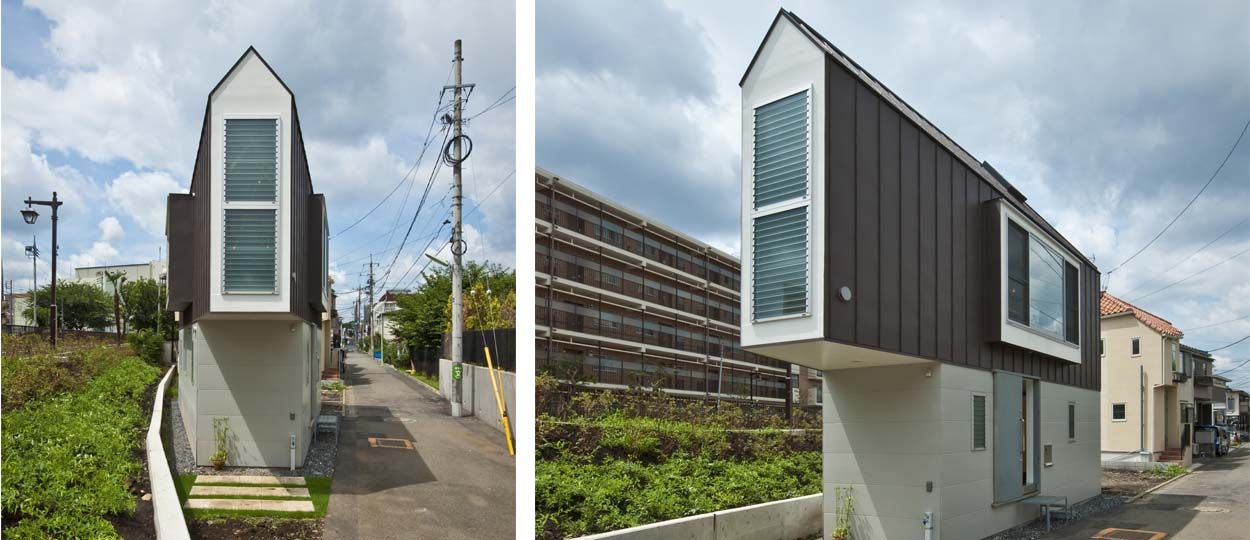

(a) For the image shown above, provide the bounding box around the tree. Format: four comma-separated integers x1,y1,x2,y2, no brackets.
388,261,515,352
104,271,127,342
121,277,175,339
22,280,112,331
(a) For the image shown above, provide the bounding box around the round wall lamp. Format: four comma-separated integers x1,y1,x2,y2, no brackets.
838,286,853,302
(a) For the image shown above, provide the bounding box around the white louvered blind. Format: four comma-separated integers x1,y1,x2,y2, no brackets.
225,118,278,202
222,117,279,294
223,209,277,293
752,207,809,319
753,91,809,208
751,89,810,321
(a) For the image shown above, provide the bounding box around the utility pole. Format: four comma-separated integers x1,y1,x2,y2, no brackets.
367,256,375,356
449,39,466,418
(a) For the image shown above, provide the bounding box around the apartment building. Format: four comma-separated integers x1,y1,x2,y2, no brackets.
166,47,330,468
535,169,811,410
739,10,1101,539
75,260,168,294
1100,292,1192,465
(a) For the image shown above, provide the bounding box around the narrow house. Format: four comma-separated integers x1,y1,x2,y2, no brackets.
166,47,330,468
1099,292,1192,465
739,10,1101,539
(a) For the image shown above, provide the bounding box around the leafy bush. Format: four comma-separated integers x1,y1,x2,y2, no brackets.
126,328,164,363
1,339,133,411
1,356,161,537
1147,463,1187,479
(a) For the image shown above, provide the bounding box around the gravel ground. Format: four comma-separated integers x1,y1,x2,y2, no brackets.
166,395,338,478
983,494,1125,540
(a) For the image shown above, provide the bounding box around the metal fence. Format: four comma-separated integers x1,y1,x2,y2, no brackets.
440,328,515,372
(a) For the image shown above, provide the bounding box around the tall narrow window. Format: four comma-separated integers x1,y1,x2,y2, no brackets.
1064,263,1079,344
972,394,987,450
222,118,279,293
751,89,810,320
1068,402,1076,440
1006,222,1029,324
1131,337,1141,356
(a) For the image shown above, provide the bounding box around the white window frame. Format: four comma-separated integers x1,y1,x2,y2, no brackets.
1131,337,1141,357
221,114,281,295
1112,402,1127,422
995,201,1082,363
749,85,813,323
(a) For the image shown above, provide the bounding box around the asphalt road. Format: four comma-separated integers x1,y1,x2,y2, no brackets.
323,353,515,540
1053,446,1250,540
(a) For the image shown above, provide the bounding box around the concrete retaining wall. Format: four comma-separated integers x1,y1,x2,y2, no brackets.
438,359,516,434
148,366,190,539
571,493,822,540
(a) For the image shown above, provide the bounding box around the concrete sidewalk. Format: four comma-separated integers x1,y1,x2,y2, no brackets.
1049,447,1249,540
324,353,515,540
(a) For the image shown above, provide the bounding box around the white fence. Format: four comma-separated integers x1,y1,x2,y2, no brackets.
571,493,822,540
147,366,190,539
438,359,517,433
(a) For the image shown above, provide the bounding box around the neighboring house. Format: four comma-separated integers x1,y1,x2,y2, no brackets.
535,170,792,409
1228,389,1249,433
370,290,403,342
165,47,330,468
75,261,168,295
792,364,823,408
1186,345,1218,424
1100,292,1192,465
739,10,1101,539
1211,374,1232,424
5,292,34,326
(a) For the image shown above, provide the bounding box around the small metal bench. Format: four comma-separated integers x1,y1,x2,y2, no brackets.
315,414,339,446
1021,495,1069,531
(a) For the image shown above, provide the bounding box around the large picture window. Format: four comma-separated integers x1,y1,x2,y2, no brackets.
222,117,279,294
751,89,810,321
1006,218,1079,345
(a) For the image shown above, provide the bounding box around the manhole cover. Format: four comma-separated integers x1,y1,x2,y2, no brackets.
1092,528,1166,540
367,437,414,450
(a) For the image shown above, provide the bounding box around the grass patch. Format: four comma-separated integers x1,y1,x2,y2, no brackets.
1,353,161,539
1146,463,1188,480
406,369,439,389
175,475,331,520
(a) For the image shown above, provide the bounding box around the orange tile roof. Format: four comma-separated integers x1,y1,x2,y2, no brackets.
1100,292,1183,338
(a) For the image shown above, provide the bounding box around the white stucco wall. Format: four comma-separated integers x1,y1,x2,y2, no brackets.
180,319,316,467
208,51,292,313
821,363,1100,540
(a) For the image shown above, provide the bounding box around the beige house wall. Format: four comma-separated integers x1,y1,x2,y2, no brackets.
820,363,1100,540
178,319,319,467
1100,314,1189,462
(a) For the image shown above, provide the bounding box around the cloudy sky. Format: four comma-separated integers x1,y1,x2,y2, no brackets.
537,1,1250,385
2,0,516,319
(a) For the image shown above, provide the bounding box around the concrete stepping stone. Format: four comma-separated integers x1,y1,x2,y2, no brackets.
190,485,311,498
194,475,306,486
185,498,315,512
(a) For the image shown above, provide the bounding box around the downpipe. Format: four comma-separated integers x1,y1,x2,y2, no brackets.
923,511,934,540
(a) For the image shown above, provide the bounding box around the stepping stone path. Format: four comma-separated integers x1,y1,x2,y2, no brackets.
184,475,314,513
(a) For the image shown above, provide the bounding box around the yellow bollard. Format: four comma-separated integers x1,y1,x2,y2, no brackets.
484,346,515,456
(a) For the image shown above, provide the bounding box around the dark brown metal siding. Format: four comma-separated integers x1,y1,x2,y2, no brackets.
820,61,1100,391
166,194,195,312
185,109,212,326
306,193,326,313
289,108,317,324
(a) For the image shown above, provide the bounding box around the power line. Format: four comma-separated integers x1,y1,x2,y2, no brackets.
1215,357,1250,375
465,169,516,218
1186,314,1250,332
1118,217,1249,298
1130,247,1250,302
376,129,451,292
1208,335,1250,353
467,86,515,121
1106,119,1250,277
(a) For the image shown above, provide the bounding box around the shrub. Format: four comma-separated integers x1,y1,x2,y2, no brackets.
126,328,165,364
1,356,161,536
1,340,132,411
1147,463,1187,479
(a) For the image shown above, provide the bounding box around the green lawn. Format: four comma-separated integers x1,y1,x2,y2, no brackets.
175,475,332,520
405,369,440,389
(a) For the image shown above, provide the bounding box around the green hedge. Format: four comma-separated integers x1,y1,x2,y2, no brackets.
1,339,132,411
2,357,161,538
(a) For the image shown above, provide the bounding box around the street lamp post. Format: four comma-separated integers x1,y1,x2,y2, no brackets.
22,192,63,347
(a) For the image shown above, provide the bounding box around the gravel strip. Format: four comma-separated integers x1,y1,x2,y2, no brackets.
166,394,338,478
983,494,1125,540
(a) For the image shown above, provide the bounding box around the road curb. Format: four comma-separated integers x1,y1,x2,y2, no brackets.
1127,469,1190,503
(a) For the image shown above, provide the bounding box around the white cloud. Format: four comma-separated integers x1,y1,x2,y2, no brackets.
99,216,124,242
106,170,184,235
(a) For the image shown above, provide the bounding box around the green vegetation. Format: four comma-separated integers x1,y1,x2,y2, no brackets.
22,280,113,330
388,261,515,351
832,485,854,540
535,383,822,539
174,475,332,519
320,380,346,393
1,334,133,411
1,344,161,539
120,277,177,339
211,418,232,467
127,328,165,363
1146,463,1188,479
407,369,439,389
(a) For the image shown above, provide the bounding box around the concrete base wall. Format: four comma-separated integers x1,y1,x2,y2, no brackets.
572,493,820,540
821,363,1101,540
439,359,516,434
179,319,318,467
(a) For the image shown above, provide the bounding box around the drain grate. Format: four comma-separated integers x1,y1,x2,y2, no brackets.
367,437,414,450
1092,528,1166,540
